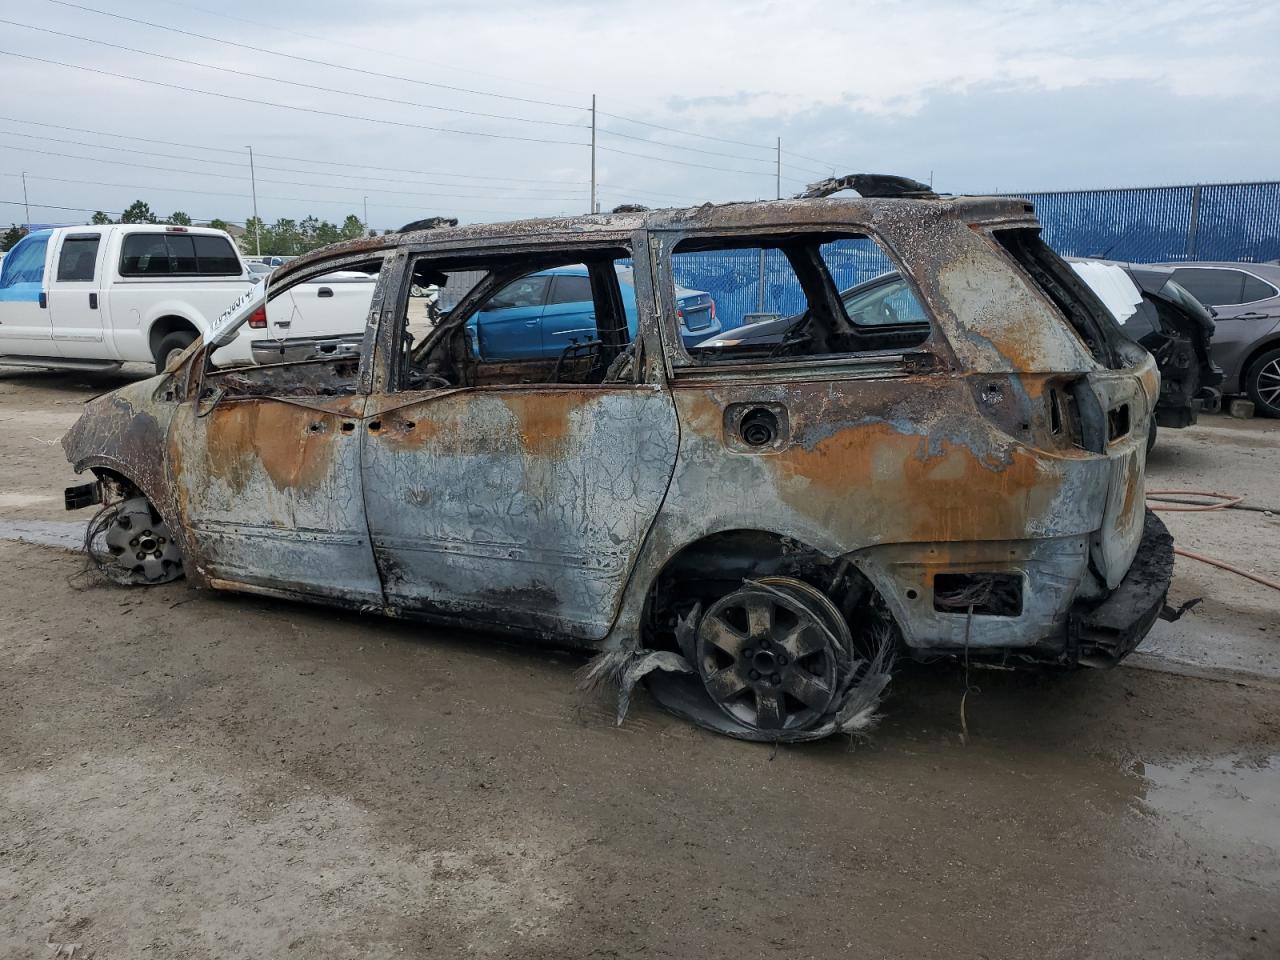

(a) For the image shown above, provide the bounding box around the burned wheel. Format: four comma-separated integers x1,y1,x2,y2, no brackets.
695,579,848,733
89,496,184,585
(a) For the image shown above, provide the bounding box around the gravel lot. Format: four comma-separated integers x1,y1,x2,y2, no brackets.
1,366,1277,959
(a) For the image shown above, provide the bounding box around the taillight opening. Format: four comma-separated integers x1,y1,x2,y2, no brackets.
248,306,267,329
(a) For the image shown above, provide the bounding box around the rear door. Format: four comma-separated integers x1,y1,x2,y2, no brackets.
540,271,597,358
47,230,108,358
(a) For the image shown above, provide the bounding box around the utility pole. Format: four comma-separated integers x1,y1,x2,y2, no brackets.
589,94,597,215
363,195,369,234
246,145,261,257
776,137,782,200
21,171,29,225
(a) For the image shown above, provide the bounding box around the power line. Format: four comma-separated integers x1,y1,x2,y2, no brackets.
149,0,592,103
0,146,587,203
596,145,774,177
0,50,589,148
0,129,588,195
1,196,236,223
601,184,698,202
0,114,587,187
33,0,845,172
143,0,846,165
781,148,842,170
2,171,583,208
39,0,585,112
1,19,588,131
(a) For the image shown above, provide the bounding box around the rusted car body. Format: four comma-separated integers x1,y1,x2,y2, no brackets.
63,194,1174,741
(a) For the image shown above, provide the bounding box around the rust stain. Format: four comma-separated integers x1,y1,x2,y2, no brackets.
770,420,1054,543
204,401,337,492
508,392,575,457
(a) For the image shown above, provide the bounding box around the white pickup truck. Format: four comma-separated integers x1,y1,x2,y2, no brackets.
0,224,375,373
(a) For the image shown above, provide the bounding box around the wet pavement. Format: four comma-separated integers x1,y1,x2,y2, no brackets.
2,366,1278,958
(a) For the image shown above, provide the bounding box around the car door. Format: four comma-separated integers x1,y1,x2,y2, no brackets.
165,253,391,605
360,251,679,641
540,271,597,359
0,231,54,355
47,231,107,358
469,273,550,359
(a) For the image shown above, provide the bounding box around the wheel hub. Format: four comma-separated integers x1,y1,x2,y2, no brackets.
694,580,847,732
92,496,184,585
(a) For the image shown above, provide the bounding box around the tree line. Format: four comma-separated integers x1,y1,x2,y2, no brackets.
2,199,389,256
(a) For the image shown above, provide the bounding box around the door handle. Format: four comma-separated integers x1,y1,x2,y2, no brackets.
39,291,47,309
89,293,98,309
526,319,540,325
1236,312,1270,320
275,320,291,329
317,287,334,298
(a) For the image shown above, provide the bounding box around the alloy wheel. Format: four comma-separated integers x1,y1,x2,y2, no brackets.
695,580,845,732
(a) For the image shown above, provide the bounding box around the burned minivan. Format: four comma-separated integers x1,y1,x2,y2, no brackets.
63,186,1174,742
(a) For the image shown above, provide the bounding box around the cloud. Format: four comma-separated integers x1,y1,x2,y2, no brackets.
0,0,1276,227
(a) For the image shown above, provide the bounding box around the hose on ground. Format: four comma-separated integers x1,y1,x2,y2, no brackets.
1146,489,1280,592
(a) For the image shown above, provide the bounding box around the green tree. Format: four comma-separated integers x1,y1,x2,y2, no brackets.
90,211,112,225
2,224,27,252
270,218,303,256
208,218,229,232
120,200,157,224
340,214,364,240
240,216,268,256
168,211,192,226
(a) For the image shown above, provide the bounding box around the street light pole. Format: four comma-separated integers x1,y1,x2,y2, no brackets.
590,94,597,215
246,145,261,257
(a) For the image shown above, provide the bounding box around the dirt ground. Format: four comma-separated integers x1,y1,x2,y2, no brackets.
1,366,1278,959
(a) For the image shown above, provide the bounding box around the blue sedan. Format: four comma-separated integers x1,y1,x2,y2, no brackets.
467,264,718,360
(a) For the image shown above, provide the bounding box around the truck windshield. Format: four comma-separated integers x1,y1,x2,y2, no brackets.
0,232,51,292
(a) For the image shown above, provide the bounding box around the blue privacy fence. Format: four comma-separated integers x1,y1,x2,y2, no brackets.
1014,181,1280,264
668,180,1280,332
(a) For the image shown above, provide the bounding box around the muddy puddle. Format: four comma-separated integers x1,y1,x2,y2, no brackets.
1138,753,1280,887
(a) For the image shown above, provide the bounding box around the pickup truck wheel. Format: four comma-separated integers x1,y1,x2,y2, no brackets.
88,496,184,586
1245,347,1280,418
155,331,197,374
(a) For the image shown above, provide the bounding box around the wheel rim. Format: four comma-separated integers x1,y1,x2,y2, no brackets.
164,346,187,369
696,583,840,732
1258,358,1280,409
92,496,183,585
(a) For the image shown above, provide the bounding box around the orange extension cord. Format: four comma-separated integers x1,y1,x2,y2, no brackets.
1145,490,1280,592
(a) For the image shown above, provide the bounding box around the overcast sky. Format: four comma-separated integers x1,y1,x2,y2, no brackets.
1,0,1277,230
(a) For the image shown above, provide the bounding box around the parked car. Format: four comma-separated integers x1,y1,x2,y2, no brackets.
695,271,930,354
1150,261,1280,417
62,191,1171,742
0,224,251,373
467,263,718,359
1068,260,1222,442
0,225,359,374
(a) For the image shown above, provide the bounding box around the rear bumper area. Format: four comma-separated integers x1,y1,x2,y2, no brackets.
1074,509,1174,665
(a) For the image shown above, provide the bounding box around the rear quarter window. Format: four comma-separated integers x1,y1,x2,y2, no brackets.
1169,268,1246,306
120,233,243,277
